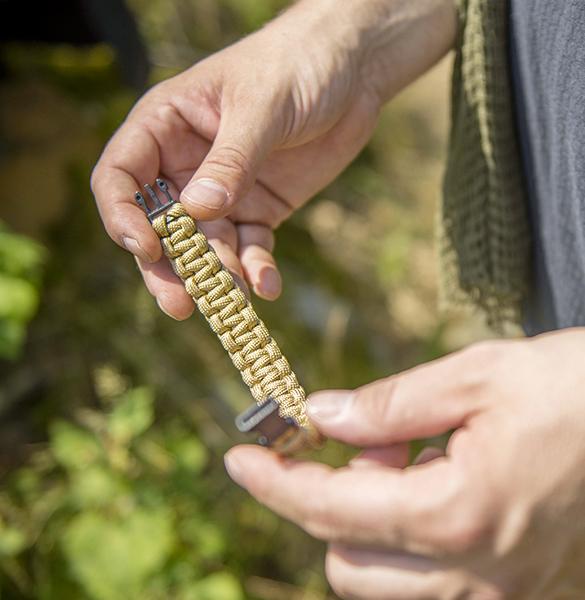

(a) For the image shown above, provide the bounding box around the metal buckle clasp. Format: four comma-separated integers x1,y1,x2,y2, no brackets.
135,178,176,222
235,399,307,454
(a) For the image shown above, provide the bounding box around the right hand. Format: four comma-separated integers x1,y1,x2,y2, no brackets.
91,1,384,319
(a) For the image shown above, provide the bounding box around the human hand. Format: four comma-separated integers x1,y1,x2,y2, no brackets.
91,0,455,319
225,330,585,599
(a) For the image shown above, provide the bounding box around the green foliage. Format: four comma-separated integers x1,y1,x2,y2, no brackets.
181,572,243,600
108,387,155,443
0,387,243,599
0,223,44,359
50,421,104,471
62,508,174,600
0,522,27,559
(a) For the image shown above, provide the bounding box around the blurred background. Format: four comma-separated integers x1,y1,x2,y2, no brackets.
0,1,489,598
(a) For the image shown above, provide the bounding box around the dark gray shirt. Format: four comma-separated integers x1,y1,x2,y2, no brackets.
510,1,585,334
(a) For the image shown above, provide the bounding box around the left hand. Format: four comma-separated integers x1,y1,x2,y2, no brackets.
225,329,585,599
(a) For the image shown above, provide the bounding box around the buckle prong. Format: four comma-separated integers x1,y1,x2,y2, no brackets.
135,178,176,222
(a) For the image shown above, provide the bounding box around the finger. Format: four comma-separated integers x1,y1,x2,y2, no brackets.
198,218,238,256
237,224,281,300
137,220,249,317
91,123,163,263
306,348,488,447
198,220,250,297
224,445,468,555
230,181,293,229
179,108,278,220
349,444,410,470
326,544,483,600
414,446,445,466
135,257,194,320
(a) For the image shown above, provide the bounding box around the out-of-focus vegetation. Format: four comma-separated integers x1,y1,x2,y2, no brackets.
0,225,44,360
0,1,487,598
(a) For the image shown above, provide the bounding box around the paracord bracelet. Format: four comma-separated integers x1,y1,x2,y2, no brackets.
135,179,323,454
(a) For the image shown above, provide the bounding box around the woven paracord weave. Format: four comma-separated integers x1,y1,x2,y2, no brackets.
151,202,317,439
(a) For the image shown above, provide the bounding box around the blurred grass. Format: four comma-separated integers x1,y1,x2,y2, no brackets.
0,1,489,599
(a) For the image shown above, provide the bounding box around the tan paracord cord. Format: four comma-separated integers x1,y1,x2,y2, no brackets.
138,182,322,451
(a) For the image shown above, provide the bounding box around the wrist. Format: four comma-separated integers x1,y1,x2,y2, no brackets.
358,0,457,102
280,0,457,104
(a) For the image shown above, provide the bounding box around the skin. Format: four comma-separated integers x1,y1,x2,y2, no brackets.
91,0,456,317
226,331,585,599
92,0,585,597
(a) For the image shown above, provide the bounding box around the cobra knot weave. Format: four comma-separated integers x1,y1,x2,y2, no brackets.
152,202,315,434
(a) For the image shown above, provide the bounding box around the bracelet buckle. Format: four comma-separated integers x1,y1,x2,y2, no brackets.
135,178,176,222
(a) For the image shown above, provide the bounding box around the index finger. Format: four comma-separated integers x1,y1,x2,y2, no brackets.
91,120,163,262
225,445,470,557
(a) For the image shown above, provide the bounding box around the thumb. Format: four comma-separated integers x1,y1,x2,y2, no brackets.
180,111,276,220
307,352,481,447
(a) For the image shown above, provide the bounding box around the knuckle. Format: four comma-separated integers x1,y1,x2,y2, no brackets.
456,340,510,393
459,338,533,400
463,340,508,367
441,517,487,555
131,80,171,115
434,503,492,556
412,475,492,556
150,98,181,126
148,78,172,98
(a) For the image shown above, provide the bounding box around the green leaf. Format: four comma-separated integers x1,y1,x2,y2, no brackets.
167,435,207,474
0,224,45,279
50,421,103,471
0,525,27,557
181,519,225,560
179,572,243,600
70,466,125,508
0,273,39,322
0,319,25,359
62,508,174,600
0,224,44,358
108,387,154,443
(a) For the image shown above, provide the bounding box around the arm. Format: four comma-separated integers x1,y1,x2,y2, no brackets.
91,0,456,318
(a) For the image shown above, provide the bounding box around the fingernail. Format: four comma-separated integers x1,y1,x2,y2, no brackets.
122,236,151,262
224,452,247,488
182,178,228,211
259,268,281,299
307,391,353,422
156,296,179,320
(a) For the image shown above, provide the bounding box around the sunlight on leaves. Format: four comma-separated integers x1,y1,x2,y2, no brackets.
179,571,243,600
50,421,104,471
62,508,174,600
108,387,155,443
